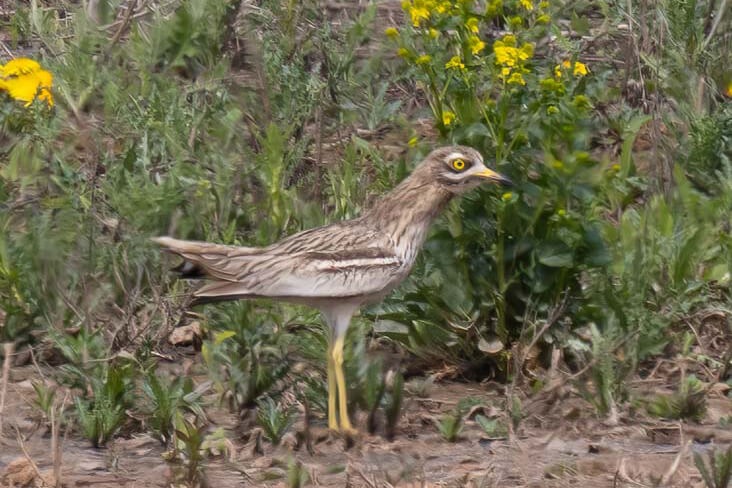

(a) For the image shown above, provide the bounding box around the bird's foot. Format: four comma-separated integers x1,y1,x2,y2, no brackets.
338,425,359,438
325,426,358,449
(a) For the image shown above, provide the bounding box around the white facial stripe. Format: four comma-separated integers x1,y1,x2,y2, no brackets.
446,152,467,161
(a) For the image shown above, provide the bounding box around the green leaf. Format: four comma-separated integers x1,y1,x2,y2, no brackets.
537,242,574,267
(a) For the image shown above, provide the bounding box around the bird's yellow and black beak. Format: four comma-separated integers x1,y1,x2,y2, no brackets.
475,168,513,187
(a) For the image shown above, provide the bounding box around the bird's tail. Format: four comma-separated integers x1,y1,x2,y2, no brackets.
152,236,264,305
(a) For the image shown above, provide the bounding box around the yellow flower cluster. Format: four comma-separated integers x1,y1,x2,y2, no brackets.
519,0,533,11
0,58,54,107
493,34,533,85
468,35,486,55
401,0,453,27
554,60,589,78
445,55,465,70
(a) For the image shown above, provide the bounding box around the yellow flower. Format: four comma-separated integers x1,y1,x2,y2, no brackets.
442,110,456,126
416,54,432,65
573,61,589,76
507,72,526,85
409,6,430,27
397,47,411,58
501,191,513,202
1,58,42,77
502,34,517,46
611,164,621,172
468,35,486,55
436,1,451,13
408,136,419,147
494,41,531,67
0,58,54,107
726,81,732,97
385,27,399,38
520,42,534,58
428,28,440,39
539,0,549,7
546,105,559,115
537,13,551,23
556,60,589,78
494,46,515,66
555,60,571,78
466,17,480,33
552,160,564,169
519,0,534,10
445,55,466,70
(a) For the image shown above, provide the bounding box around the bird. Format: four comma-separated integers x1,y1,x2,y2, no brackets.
153,145,512,435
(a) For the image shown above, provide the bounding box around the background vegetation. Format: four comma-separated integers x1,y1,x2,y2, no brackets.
0,0,730,484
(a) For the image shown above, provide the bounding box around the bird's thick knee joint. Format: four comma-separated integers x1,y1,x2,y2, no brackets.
332,348,344,366
332,337,345,366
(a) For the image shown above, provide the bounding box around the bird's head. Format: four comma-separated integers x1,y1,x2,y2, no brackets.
422,145,512,194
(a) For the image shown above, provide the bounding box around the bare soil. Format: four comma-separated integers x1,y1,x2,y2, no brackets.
2,358,731,488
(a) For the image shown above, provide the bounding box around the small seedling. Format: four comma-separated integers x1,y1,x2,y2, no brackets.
75,396,126,448
361,358,386,434
143,371,207,445
31,380,57,422
74,362,135,447
174,417,207,487
406,375,435,398
286,457,310,488
437,410,464,442
257,397,293,445
509,395,523,431
475,414,507,437
647,375,707,422
383,371,404,441
694,445,732,488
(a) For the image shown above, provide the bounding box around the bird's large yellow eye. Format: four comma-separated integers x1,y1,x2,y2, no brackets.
452,158,466,171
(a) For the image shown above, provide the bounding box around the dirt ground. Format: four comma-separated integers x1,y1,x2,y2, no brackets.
2,358,731,488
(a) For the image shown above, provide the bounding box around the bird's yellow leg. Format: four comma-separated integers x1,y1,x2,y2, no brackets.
326,342,339,431
332,335,356,433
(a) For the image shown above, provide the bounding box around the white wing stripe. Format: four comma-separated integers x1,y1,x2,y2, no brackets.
313,257,401,270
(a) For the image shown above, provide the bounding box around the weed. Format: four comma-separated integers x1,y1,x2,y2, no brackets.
694,445,732,488
173,417,208,487
31,380,57,423
509,396,523,432
142,371,208,445
383,371,404,441
360,358,386,435
406,375,435,398
647,375,707,422
201,302,291,413
286,457,310,488
73,361,136,447
437,397,480,443
475,414,507,438
257,397,294,446
437,410,464,443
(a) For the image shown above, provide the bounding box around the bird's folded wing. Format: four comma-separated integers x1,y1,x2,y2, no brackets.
193,246,404,300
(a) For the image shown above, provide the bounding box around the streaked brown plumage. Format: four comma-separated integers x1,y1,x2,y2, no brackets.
154,145,511,434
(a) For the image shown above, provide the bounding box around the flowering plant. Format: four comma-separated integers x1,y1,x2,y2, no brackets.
0,58,54,107
384,0,609,350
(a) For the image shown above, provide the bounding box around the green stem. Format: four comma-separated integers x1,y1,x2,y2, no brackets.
495,207,507,341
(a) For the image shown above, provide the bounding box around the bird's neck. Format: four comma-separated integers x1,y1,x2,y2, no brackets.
362,175,453,262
